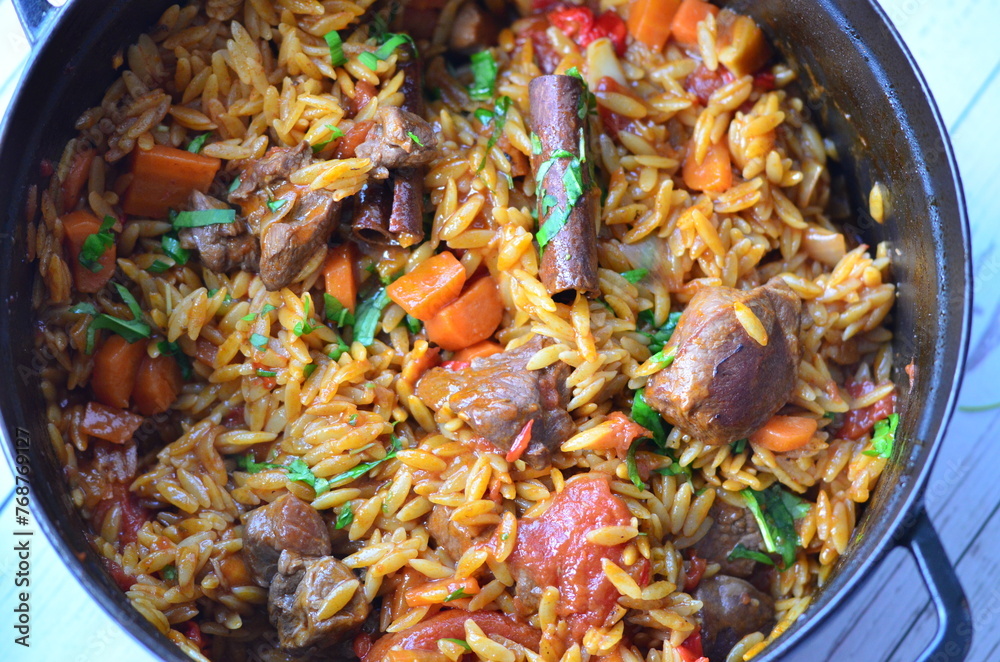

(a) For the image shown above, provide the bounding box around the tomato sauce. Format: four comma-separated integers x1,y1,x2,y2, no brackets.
509,473,650,638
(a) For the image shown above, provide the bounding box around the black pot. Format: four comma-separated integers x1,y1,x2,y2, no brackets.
0,0,974,660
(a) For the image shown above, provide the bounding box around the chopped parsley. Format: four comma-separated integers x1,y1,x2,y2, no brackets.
468,50,498,101
329,338,350,360
312,124,345,153
640,310,682,354
622,268,648,284
161,565,178,581
444,588,469,602
405,315,422,335
530,132,542,155
70,302,97,315
84,283,151,354
407,131,424,146
730,438,748,454
287,458,332,495
242,303,277,322
727,543,774,566
228,176,242,194
359,33,415,71
324,30,347,67
303,363,317,377
336,503,354,530
267,199,286,212
647,345,677,369
442,639,472,651
171,208,236,229
157,340,193,380
626,438,645,491
237,453,283,474
324,293,355,328
147,259,171,273
323,435,402,487
353,286,391,346
186,133,210,154
293,296,317,337
249,333,268,350
161,232,190,265
79,216,116,273
256,368,277,378
741,485,810,569
348,413,359,426
477,96,512,172
631,389,668,447
862,413,899,459
535,148,587,251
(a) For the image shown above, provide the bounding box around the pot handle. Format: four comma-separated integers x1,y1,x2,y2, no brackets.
903,507,973,662
12,0,59,44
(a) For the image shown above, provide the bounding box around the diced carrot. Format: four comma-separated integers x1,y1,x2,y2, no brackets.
386,251,467,321
750,415,818,453
669,0,719,47
716,9,771,77
451,340,504,363
627,0,681,51
682,140,733,192
92,335,147,409
61,148,95,213
404,577,481,607
121,145,221,218
323,243,358,313
62,210,116,293
133,354,184,416
424,276,503,351
218,555,253,587
80,401,144,444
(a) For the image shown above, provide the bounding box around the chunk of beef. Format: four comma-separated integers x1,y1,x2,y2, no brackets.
355,106,437,179
269,550,369,655
415,337,574,468
449,2,500,54
179,191,260,273
692,500,767,578
242,494,332,586
694,575,776,661
426,505,492,562
645,278,802,445
229,142,343,290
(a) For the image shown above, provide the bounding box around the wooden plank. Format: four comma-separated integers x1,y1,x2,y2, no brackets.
878,0,1000,126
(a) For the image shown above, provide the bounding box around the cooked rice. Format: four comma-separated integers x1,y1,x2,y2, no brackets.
25,0,900,660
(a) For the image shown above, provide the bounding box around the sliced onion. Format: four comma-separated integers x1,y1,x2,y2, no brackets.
803,226,846,266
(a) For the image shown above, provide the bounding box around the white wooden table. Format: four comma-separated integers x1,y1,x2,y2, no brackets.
1,0,998,660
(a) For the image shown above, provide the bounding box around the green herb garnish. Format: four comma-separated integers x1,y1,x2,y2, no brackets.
622,268,648,284
405,315,422,335
324,293,355,328
256,368,277,378
171,208,235,229
444,588,469,602
237,453,283,474
336,503,354,530
329,338,350,360
79,216,115,273
727,543,774,566
741,485,809,569
84,284,151,354
469,50,498,101
325,30,347,66
353,286,391,346
323,435,402,487
631,389,668,447
626,438,645,491
161,565,178,581
407,131,424,146
647,345,677,369
862,413,899,459
157,340,193,380
730,438,748,454
293,296,317,337
348,413,359,426
147,259,171,273
249,333,268,350
303,363,317,377
477,96,512,172
186,133,210,154
640,310,682,354
267,199,286,213
442,639,472,651
161,233,190,265
312,124,345,153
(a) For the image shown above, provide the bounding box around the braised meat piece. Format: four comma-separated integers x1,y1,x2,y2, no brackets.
645,278,801,445
449,2,500,54
229,142,342,290
415,337,574,468
694,575,776,661
178,190,260,272
426,505,492,562
529,74,599,299
355,106,437,180
692,500,767,578
242,494,332,586
269,550,369,655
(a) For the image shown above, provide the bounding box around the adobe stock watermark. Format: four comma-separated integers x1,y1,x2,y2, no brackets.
10,426,33,648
